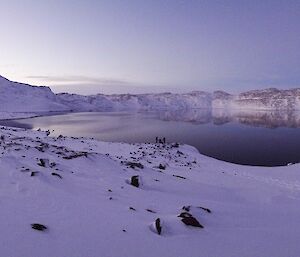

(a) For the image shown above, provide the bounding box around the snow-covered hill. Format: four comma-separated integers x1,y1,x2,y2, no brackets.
58,88,300,111
0,126,299,257
0,75,69,115
56,91,212,111
1,75,300,119
230,88,300,110
57,88,300,111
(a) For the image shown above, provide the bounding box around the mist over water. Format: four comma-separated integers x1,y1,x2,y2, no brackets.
1,109,300,166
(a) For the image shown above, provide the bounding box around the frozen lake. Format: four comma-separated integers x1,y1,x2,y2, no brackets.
2,109,300,166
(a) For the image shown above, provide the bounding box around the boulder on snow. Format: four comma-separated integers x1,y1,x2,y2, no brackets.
124,161,144,169
31,223,47,231
178,205,211,228
181,216,203,228
30,171,39,177
51,172,62,179
131,175,139,187
37,158,47,167
158,164,166,170
155,218,162,235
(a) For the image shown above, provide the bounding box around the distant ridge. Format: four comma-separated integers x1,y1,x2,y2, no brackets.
1,75,300,112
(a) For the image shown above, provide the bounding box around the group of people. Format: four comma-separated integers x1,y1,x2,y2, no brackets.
155,137,166,144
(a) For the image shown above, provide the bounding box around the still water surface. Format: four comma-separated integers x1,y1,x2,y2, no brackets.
2,109,300,166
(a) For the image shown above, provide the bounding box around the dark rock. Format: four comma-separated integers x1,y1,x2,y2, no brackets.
130,175,139,188
158,164,166,170
146,209,156,213
124,161,144,169
155,218,162,235
182,206,190,212
171,143,180,148
173,174,186,179
50,162,56,168
31,171,38,177
177,150,184,155
37,159,46,167
181,216,203,228
63,152,88,160
51,172,62,179
198,206,212,213
31,223,47,231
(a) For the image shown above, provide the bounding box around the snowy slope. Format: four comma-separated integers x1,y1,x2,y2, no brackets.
0,126,300,257
0,75,69,114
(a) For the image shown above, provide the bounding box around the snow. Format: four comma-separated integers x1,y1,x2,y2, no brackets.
2,75,300,121
1,74,300,256
56,91,212,111
0,76,69,114
57,89,300,111
0,126,300,257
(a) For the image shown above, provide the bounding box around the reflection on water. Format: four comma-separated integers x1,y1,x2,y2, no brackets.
156,109,300,128
1,109,300,166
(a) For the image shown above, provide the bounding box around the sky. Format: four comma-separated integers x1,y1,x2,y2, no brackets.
0,0,299,95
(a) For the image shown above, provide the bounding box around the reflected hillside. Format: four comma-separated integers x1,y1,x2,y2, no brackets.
154,109,300,128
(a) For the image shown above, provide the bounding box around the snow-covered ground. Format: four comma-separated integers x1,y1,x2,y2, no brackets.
1,126,300,257
1,74,300,256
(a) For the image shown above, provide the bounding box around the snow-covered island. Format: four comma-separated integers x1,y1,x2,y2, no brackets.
1,75,300,257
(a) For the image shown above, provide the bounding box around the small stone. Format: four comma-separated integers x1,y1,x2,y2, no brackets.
31,223,47,231
51,172,62,179
158,164,166,170
146,209,156,213
198,206,212,213
155,218,162,235
172,174,186,179
181,216,203,228
130,176,139,187
30,171,38,177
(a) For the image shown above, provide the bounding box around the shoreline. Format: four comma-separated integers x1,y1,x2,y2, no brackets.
1,109,299,168
0,125,300,257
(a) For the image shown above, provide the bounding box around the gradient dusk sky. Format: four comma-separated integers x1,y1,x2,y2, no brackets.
0,0,299,94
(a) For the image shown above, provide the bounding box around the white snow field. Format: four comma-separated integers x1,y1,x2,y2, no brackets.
0,126,300,257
